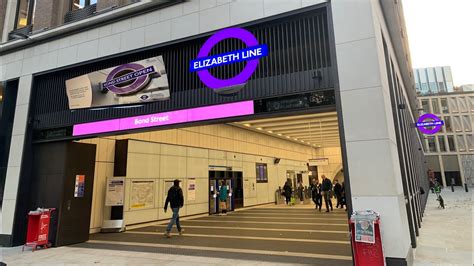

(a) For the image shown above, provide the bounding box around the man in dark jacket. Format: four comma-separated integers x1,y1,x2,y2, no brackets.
164,179,184,238
321,175,333,212
310,178,322,211
283,180,292,205
333,179,343,208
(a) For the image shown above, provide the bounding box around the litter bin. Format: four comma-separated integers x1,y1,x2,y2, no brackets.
23,208,56,251
350,210,384,266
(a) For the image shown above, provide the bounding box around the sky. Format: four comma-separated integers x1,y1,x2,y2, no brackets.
403,0,474,86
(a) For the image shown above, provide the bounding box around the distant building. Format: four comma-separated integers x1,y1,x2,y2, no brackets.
460,84,474,92
414,66,454,95
418,91,474,187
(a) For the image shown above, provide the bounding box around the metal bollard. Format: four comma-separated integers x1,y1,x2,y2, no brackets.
451,178,455,192
465,183,469,192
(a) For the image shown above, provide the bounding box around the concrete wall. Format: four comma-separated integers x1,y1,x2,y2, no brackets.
80,124,315,232
332,0,414,262
0,0,328,237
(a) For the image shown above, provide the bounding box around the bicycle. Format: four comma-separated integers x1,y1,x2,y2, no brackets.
434,183,445,209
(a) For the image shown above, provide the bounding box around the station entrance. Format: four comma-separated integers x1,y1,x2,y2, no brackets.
28,108,351,264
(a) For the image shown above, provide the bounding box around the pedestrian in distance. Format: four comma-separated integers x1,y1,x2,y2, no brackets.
340,181,347,210
297,181,304,203
283,180,292,206
164,179,184,238
310,178,322,211
218,180,228,215
321,175,333,212
333,179,343,208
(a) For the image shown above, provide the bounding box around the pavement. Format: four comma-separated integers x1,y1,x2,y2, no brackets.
413,187,473,266
1,203,351,265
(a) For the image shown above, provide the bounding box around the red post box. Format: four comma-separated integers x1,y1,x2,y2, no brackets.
23,208,55,251
350,210,385,266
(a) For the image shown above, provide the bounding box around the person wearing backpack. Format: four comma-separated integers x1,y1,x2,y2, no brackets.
164,179,184,238
321,175,333,212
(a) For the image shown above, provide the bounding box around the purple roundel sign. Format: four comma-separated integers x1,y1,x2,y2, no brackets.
103,63,158,95
416,113,444,134
190,28,268,90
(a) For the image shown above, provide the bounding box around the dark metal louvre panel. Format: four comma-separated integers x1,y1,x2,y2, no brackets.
32,7,334,130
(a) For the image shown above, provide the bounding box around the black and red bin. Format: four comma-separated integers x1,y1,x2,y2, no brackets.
350,210,385,266
23,208,56,251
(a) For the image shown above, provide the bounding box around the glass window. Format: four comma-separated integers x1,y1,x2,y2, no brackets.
431,99,440,114
421,99,430,114
447,135,456,152
256,163,268,183
467,134,474,151
456,135,466,152
441,98,449,113
427,136,437,152
15,0,35,29
438,136,446,152
458,97,468,113
444,116,452,133
448,98,459,113
453,116,462,132
72,0,97,10
469,97,474,112
462,115,472,132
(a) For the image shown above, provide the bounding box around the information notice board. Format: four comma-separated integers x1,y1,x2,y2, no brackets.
105,177,125,206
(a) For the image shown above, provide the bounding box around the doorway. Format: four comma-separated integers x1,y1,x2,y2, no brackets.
209,170,243,214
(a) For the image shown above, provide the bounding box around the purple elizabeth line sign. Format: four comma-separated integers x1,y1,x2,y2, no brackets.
416,113,444,135
72,101,255,136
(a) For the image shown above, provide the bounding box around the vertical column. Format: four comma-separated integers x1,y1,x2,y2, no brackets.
32,0,64,31
1,75,32,238
439,155,446,187
1,0,18,42
331,0,412,263
457,154,466,187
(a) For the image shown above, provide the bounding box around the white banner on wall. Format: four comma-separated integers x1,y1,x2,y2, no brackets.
188,178,196,201
105,176,125,206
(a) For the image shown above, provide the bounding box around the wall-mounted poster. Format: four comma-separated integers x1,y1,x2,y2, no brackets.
66,56,169,109
130,180,154,210
187,178,196,201
105,177,125,206
74,175,85,198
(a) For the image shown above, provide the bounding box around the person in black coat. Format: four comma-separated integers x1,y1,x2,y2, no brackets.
164,179,184,238
283,180,292,205
310,178,322,211
333,179,343,208
321,175,333,212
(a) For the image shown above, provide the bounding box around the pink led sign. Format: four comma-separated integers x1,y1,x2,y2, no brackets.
72,101,254,136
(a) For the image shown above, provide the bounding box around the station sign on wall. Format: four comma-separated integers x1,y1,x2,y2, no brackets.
65,56,170,109
416,113,444,134
191,28,268,94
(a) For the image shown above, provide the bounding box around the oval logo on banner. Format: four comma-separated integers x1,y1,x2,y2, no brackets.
416,113,444,134
103,63,159,95
190,28,268,92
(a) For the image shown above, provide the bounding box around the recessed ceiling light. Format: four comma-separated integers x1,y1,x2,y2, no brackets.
256,127,263,130
277,133,282,136
244,123,251,127
286,136,290,138
267,130,273,133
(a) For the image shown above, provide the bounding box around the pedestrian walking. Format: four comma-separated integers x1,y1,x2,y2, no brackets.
283,180,292,205
164,179,184,238
321,175,333,212
310,178,322,211
218,180,228,215
340,181,347,210
333,179,343,208
297,181,304,203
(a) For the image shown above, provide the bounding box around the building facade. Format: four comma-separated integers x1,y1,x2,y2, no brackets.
414,66,454,96
0,0,428,264
418,91,474,187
